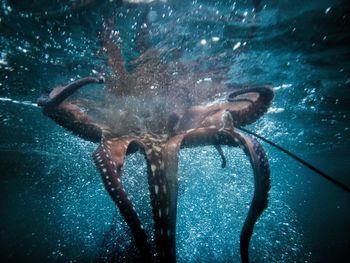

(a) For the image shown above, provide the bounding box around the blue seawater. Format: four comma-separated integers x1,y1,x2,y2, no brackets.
0,0,349,262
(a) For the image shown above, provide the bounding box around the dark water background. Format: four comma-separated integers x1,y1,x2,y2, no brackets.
0,0,349,262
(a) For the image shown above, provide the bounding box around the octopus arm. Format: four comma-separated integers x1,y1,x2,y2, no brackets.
214,144,227,168
37,76,106,142
176,86,273,132
93,134,187,263
93,137,153,262
227,85,274,126
224,129,271,263
38,76,104,109
159,127,270,263
148,135,185,263
101,12,129,83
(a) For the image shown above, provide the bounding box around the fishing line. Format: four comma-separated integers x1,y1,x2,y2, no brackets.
238,127,350,193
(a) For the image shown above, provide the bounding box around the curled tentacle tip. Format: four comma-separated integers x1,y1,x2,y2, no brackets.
221,161,226,168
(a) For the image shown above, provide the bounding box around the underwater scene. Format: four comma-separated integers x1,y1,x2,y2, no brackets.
0,0,349,262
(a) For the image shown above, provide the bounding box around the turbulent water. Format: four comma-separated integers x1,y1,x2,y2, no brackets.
1,0,349,262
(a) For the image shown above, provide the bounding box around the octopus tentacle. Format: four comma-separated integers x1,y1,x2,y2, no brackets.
159,127,269,263
152,135,185,263
38,76,104,109
134,134,183,263
93,137,153,262
101,12,130,84
154,130,227,262
224,129,270,263
227,85,274,127
37,77,106,142
214,144,227,168
176,87,274,133
134,5,151,54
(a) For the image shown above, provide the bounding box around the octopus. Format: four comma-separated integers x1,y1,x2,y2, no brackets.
37,8,274,263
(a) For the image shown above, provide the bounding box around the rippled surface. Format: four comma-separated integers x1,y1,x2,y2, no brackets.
1,0,349,262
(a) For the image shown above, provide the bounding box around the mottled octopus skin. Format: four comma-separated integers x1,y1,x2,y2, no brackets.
38,74,273,263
